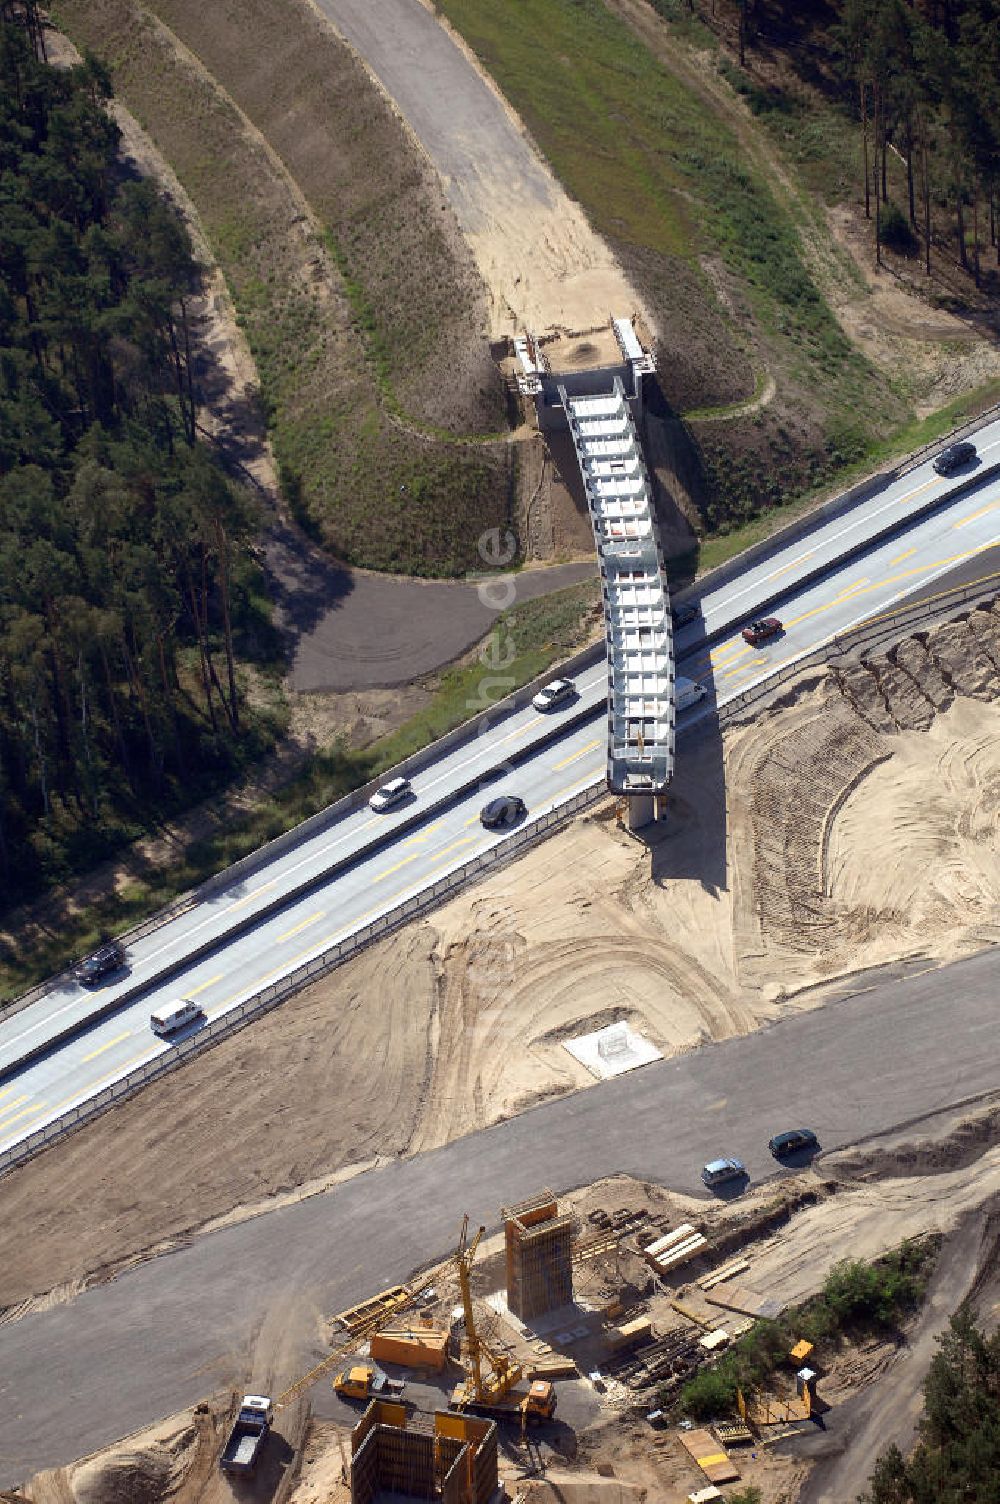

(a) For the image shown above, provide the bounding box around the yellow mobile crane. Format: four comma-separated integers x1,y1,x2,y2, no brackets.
449,1217,556,1424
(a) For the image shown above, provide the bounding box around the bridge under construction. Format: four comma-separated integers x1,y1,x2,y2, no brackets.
514,317,673,826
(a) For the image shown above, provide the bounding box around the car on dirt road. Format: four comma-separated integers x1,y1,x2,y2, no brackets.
768,1128,819,1158
742,616,783,646
532,678,575,712
701,1157,747,1188
73,940,126,986
480,794,527,830
932,440,977,476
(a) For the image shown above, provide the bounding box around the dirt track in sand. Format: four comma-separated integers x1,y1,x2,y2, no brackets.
1,602,999,1313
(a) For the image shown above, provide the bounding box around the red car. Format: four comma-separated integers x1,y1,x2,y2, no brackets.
742,616,782,646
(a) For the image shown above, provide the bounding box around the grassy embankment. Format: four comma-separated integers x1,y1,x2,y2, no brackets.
53,0,512,577
0,580,599,1003
436,0,1000,572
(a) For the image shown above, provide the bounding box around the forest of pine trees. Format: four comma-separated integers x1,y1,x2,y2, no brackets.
0,13,271,910
700,0,1000,278
862,1307,1000,1502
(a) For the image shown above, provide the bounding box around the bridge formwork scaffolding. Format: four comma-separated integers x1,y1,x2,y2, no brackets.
511,315,674,822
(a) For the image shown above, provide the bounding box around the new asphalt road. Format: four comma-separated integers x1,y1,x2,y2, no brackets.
2,429,1000,1157
1,944,998,1482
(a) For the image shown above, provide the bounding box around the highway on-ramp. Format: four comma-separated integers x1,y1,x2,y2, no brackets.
0,944,998,1483
2,431,1000,1158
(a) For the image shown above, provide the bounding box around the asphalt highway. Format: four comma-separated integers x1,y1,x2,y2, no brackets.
1,944,998,1483
2,432,1000,1155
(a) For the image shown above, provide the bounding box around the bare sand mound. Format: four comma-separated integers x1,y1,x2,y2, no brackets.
23,1413,203,1504
1,604,998,1313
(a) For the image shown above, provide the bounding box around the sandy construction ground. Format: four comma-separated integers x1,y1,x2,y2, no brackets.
2,603,999,1315
17,1098,1000,1504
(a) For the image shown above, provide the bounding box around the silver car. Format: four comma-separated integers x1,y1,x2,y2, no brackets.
701,1157,747,1188
368,776,412,813
532,678,575,712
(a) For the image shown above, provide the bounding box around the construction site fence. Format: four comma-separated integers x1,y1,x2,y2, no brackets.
0,785,604,1181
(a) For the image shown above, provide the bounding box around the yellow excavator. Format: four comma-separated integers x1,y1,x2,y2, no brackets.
449,1217,556,1424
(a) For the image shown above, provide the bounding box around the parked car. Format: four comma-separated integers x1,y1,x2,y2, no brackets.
73,940,126,986
150,998,204,1037
532,678,575,712
932,440,977,476
768,1128,819,1158
480,794,527,829
671,601,699,629
369,776,412,813
701,1157,747,1188
742,616,782,646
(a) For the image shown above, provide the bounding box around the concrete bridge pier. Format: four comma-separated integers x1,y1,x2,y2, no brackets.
625,792,669,831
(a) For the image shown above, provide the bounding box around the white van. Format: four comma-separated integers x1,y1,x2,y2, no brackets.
150,998,202,1037
676,675,708,712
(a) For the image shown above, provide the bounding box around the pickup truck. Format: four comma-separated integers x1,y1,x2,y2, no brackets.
333,1363,406,1402
220,1394,272,1474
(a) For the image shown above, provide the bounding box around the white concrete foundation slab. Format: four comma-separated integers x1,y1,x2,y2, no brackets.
563,1021,662,1080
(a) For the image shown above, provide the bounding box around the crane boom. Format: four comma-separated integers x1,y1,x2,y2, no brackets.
275,1265,440,1410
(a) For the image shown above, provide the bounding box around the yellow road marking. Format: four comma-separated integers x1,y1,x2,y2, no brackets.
898,479,935,504
710,641,746,664
508,716,543,738
227,879,277,913
277,911,325,943
371,851,421,884
553,738,601,771
0,1084,20,1102
768,548,815,581
186,973,223,997
419,836,477,878
0,1093,28,1118
402,821,444,847
0,1102,46,1134
783,601,833,629
82,1031,131,1063
834,576,869,601
954,501,997,530
45,1053,154,1120
889,547,916,565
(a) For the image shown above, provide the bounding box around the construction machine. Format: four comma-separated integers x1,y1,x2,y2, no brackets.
218,1266,438,1473
449,1217,557,1424
332,1362,406,1403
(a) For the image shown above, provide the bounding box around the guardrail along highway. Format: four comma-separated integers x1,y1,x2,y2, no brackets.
1,419,999,1164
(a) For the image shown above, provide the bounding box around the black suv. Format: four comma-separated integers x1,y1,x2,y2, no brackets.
932,440,977,476
73,940,126,986
480,794,527,830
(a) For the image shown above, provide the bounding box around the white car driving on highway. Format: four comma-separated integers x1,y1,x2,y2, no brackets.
532,678,575,712
369,776,412,812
